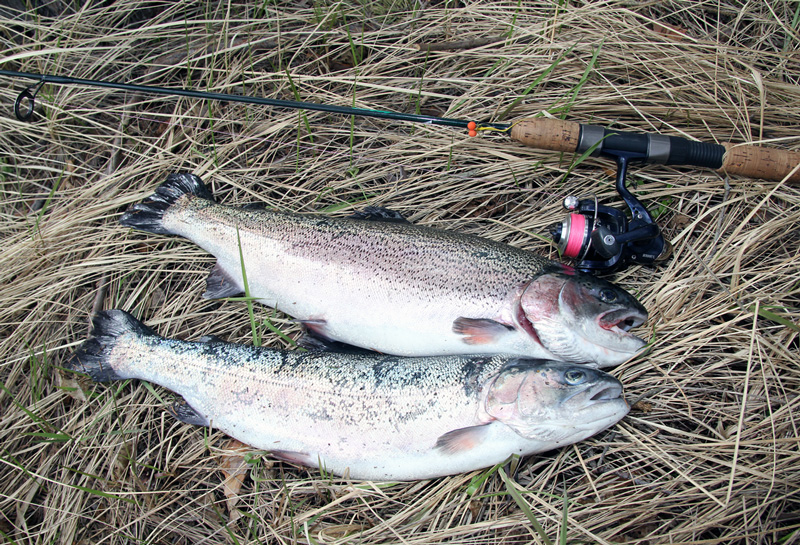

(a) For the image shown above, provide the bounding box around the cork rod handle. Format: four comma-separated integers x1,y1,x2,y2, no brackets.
509,118,800,183
720,143,800,183
510,118,581,153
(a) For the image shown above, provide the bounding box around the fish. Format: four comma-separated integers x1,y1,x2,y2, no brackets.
66,310,630,481
119,173,648,367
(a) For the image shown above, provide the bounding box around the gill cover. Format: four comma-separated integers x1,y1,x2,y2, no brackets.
520,271,648,367
484,362,591,441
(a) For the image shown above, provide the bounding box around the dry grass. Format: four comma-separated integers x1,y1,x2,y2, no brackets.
1,1,799,543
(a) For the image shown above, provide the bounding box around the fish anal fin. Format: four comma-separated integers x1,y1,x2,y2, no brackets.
203,262,244,299
298,318,331,340
348,206,410,224
170,400,210,427
452,318,514,345
435,424,491,454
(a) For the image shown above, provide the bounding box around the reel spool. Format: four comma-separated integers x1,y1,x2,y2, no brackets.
549,152,672,274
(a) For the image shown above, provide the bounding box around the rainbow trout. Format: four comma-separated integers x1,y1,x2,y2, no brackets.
68,310,629,480
120,173,648,367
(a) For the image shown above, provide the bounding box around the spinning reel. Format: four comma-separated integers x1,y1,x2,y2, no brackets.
549,151,672,274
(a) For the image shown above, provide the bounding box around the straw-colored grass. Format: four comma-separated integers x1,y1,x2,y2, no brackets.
1,1,799,543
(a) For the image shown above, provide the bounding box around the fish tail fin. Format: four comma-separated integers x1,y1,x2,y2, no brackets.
66,310,158,382
119,173,215,234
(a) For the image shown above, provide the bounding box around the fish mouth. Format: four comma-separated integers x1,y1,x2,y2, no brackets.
572,381,630,428
563,380,623,405
587,382,623,403
597,308,647,340
565,381,629,428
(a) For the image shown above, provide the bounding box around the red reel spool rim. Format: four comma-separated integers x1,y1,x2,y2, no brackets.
563,213,586,258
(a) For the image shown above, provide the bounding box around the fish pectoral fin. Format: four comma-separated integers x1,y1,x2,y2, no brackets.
169,400,210,427
297,333,380,355
348,206,410,224
452,317,514,345
435,424,491,454
203,262,245,300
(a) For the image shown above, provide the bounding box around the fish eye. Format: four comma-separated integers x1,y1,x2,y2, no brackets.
599,288,618,303
564,369,586,385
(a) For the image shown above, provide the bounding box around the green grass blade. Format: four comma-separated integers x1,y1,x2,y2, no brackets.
749,305,800,333
22,432,72,442
498,467,553,545
497,43,575,121
466,458,507,496
285,69,314,142
350,72,358,168
559,40,602,119
72,483,139,505
141,381,167,404
0,382,52,432
507,0,522,38
235,226,261,346
262,312,298,347
32,169,64,238
559,478,568,545
559,133,610,186
0,528,18,545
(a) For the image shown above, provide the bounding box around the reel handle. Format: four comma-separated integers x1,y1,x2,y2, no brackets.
510,118,800,183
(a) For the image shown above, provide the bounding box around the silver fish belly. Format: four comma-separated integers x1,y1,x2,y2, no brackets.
67,310,630,481
120,173,648,367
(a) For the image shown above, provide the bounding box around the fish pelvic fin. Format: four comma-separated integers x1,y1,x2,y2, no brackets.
271,450,314,468
452,317,514,345
66,310,157,382
120,173,215,235
203,262,245,299
170,400,211,427
435,424,491,454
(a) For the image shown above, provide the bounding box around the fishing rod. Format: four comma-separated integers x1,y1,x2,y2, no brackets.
2,69,799,273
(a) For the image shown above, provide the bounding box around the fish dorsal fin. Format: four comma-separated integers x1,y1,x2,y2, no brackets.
435,424,491,454
452,318,514,345
348,206,410,224
170,400,210,427
203,262,244,299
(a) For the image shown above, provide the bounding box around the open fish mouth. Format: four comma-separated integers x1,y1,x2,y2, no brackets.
564,381,623,405
598,308,647,338
587,382,623,403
